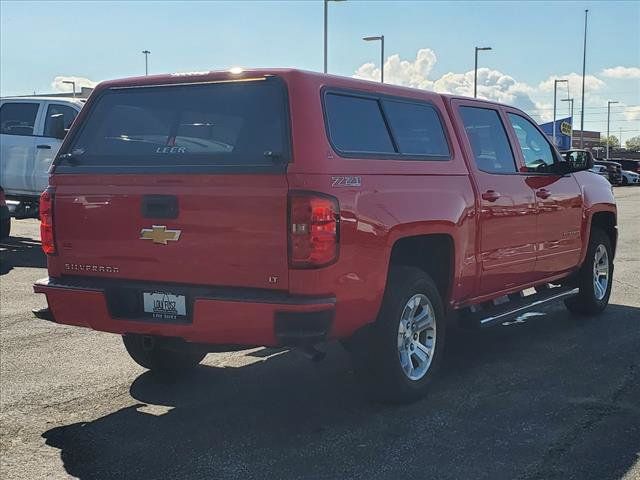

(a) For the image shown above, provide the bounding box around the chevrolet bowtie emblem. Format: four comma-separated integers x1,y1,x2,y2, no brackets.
140,225,182,245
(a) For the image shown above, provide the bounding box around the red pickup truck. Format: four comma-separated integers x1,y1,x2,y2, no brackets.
33,69,617,403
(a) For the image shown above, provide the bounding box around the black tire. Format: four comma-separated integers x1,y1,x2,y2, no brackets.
0,218,10,240
564,228,613,315
350,266,445,404
622,176,628,185
122,334,206,373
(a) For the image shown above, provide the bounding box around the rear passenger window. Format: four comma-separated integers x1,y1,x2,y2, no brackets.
459,107,516,174
382,100,449,158
0,102,39,136
324,93,395,154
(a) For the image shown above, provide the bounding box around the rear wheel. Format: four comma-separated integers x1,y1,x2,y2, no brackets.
350,266,445,403
564,228,613,315
122,334,206,373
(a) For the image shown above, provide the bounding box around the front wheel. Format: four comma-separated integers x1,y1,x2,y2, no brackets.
564,227,613,315
350,266,445,404
122,334,206,374
622,176,628,185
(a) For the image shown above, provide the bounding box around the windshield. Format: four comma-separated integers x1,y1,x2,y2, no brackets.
63,78,289,170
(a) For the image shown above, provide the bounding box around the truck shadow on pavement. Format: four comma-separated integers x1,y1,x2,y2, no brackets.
0,236,46,275
42,303,640,480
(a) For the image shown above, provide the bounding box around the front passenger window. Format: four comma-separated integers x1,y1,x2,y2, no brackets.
508,114,557,173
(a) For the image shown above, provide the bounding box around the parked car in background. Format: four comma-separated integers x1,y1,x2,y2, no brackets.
33,69,617,403
616,158,640,175
0,186,10,239
594,160,623,185
589,164,610,181
621,170,640,185
0,97,83,218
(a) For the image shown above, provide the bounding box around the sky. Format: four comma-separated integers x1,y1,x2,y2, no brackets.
1,0,639,143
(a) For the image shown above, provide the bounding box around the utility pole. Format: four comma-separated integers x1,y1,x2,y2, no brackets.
62,80,76,98
323,0,345,74
474,46,492,98
142,50,151,76
553,79,568,147
607,100,619,159
580,9,588,148
363,35,385,83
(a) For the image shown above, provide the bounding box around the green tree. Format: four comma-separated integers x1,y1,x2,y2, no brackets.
600,135,620,148
625,135,640,151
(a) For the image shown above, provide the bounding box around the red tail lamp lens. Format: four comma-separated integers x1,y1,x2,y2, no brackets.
289,192,339,268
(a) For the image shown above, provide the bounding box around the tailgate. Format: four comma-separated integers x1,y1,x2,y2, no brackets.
51,174,289,290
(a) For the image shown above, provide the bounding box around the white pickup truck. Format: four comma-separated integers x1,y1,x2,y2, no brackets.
0,97,83,218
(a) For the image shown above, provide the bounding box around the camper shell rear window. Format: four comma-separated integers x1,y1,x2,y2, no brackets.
58,77,290,173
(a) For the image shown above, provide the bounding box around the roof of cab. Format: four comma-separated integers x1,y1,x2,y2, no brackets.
93,67,448,100
0,96,85,106
93,67,517,112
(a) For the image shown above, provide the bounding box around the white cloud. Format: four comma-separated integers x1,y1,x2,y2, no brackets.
353,49,542,118
537,73,605,98
351,49,640,130
601,66,640,79
354,48,436,89
624,105,640,121
51,76,98,93
433,68,538,112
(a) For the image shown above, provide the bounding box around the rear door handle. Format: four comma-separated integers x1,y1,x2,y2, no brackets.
36,144,52,149
481,190,501,202
536,189,551,199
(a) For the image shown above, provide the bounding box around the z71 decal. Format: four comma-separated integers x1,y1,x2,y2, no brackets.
331,176,362,187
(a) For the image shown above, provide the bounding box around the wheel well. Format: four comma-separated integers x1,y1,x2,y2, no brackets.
591,212,617,257
389,235,453,303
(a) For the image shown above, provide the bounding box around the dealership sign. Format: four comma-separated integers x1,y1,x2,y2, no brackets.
539,116,573,150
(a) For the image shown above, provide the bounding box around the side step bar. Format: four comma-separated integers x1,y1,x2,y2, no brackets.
460,286,579,329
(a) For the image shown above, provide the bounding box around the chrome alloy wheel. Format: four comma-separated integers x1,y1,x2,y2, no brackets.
397,293,436,381
593,244,610,301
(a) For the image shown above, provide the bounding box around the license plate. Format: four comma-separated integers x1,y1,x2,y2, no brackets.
142,292,187,321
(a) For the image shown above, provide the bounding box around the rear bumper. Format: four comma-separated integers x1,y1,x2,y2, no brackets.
33,277,335,347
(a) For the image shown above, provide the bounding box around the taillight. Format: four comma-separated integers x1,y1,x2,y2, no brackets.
40,187,56,255
288,192,339,268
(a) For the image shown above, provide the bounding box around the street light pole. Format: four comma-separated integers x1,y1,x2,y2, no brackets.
561,98,574,147
553,79,568,147
474,46,492,98
62,80,76,98
607,100,619,159
363,35,385,83
323,0,345,74
323,0,328,73
580,9,588,148
142,50,151,76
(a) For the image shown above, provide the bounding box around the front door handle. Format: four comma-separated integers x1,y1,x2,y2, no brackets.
536,189,551,199
481,190,501,202
36,144,52,149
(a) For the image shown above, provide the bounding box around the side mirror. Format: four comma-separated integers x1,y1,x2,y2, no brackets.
48,114,66,140
559,151,592,174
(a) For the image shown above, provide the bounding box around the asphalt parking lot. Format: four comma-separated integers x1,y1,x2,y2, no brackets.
1,188,639,480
